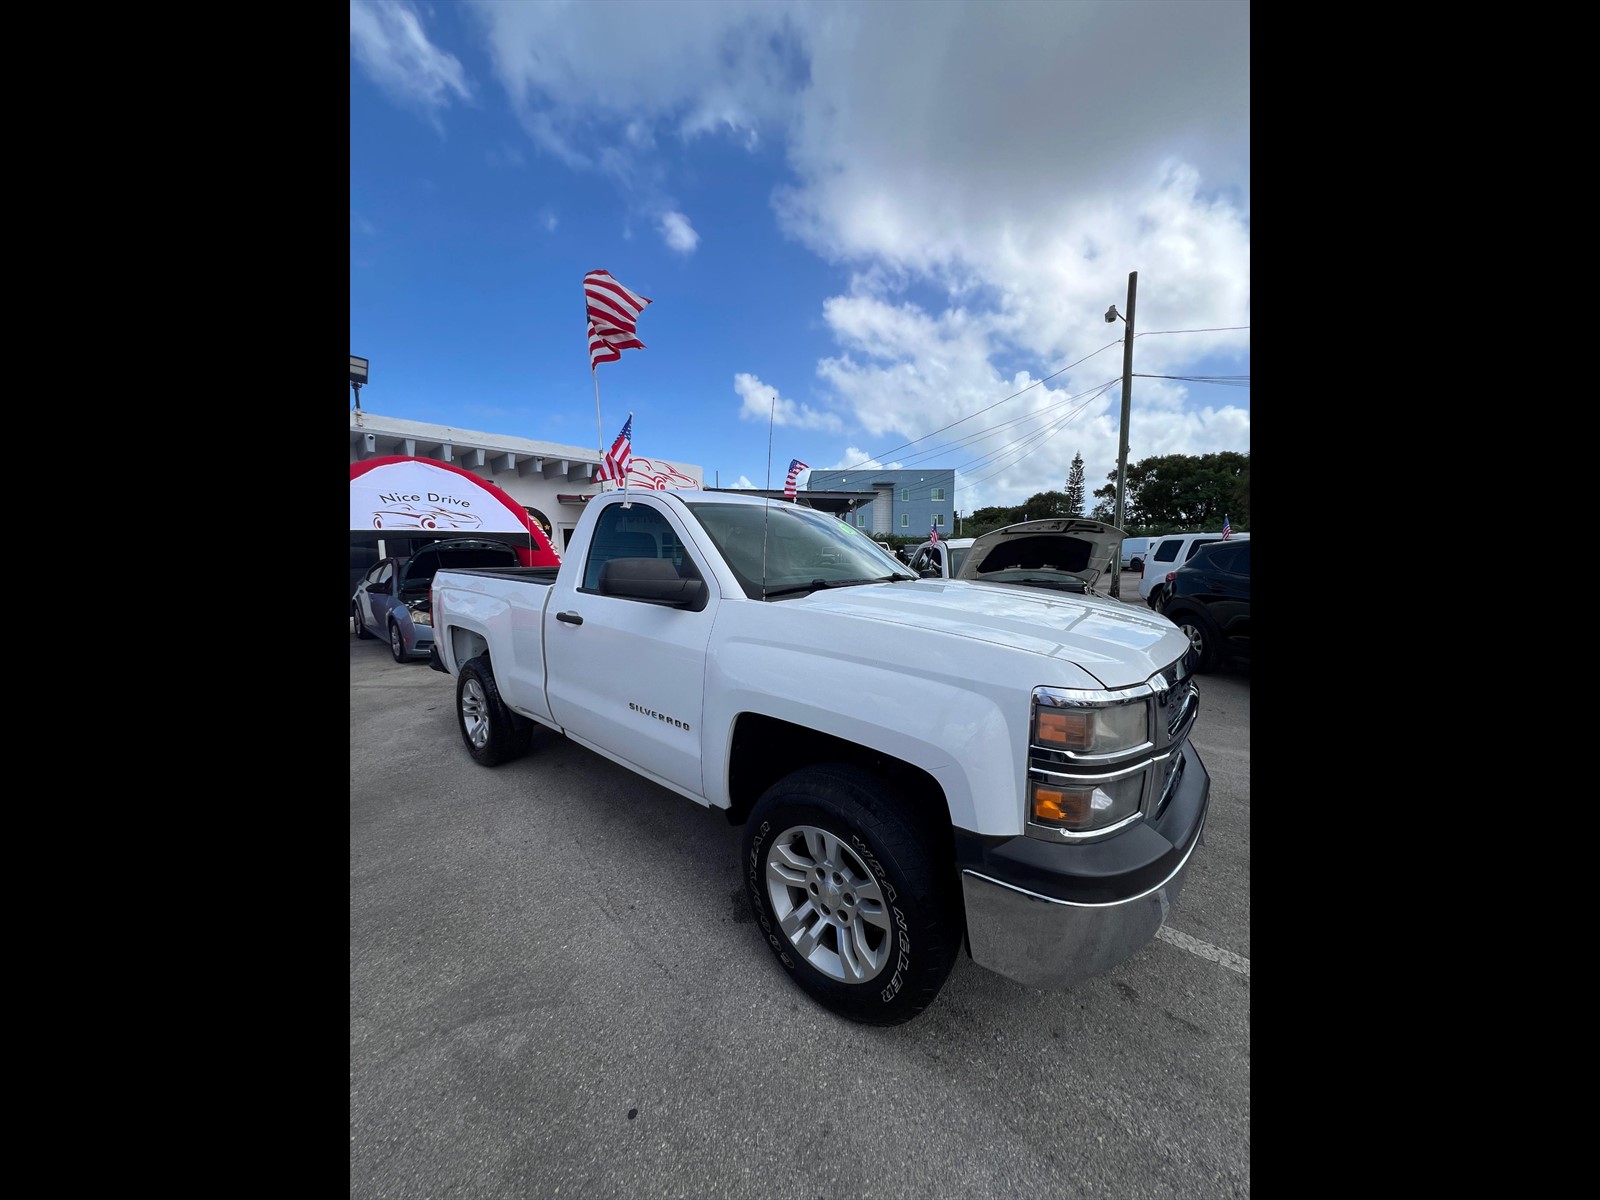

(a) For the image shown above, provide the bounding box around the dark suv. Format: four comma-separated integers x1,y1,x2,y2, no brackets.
1157,540,1249,672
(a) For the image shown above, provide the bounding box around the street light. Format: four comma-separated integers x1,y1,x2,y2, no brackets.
1105,273,1136,600
350,354,369,411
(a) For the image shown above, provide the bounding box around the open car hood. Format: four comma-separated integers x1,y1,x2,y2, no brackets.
954,518,1126,593
399,539,522,592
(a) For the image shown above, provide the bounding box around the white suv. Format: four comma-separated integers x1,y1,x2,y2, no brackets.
1138,531,1250,608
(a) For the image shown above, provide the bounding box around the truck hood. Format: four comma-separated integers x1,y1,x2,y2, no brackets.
791,578,1188,689
954,517,1126,593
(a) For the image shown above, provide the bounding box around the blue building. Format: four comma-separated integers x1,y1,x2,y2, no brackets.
805,468,958,540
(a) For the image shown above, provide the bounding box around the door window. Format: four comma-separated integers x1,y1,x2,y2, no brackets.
582,502,701,593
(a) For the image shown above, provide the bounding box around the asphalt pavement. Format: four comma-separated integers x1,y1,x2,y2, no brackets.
350,606,1250,1200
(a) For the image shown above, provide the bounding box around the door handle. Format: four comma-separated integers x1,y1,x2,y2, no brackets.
556,611,583,625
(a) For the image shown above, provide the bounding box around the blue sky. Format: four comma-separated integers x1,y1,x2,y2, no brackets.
350,0,1249,514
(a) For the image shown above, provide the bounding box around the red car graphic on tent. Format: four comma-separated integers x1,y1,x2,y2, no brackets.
371,502,484,531
626,457,699,491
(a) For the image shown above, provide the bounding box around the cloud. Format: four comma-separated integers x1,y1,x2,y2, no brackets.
460,0,1249,510
734,373,844,433
733,475,757,489
351,212,378,236
350,0,471,129
826,449,904,472
659,211,700,254
538,207,558,233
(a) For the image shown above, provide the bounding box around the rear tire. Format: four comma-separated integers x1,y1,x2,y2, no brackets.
456,654,533,767
353,604,373,639
742,764,961,1026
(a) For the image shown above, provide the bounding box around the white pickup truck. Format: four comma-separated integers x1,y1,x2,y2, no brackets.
429,489,1209,1025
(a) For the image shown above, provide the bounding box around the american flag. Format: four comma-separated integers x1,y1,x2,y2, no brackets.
1221,514,1232,540
595,414,633,482
784,458,808,500
585,270,651,369
930,521,940,546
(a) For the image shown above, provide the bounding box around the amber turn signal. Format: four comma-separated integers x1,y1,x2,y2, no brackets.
1031,784,1090,826
1036,710,1089,749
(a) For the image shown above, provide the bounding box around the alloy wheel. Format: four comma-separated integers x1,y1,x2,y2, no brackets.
765,824,893,984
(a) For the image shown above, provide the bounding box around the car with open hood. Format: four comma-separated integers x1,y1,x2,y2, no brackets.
950,517,1125,595
352,538,524,662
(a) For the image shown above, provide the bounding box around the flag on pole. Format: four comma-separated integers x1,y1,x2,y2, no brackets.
1221,514,1232,540
930,520,940,546
595,414,634,482
784,458,808,500
585,270,651,369
588,320,644,368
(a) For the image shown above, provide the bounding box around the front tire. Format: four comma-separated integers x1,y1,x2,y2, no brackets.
389,621,408,663
1172,608,1218,672
742,764,961,1026
456,654,533,767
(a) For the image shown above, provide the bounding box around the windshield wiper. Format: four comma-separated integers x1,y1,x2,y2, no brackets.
763,574,913,599
762,579,831,599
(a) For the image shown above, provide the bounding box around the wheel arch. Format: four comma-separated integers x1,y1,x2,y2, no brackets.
723,713,956,867
442,625,490,672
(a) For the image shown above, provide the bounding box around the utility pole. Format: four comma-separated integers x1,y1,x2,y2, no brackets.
1105,272,1137,600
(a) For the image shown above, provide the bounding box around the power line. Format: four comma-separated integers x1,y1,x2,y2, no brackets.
1134,373,1249,385
844,376,1121,505
1134,326,1250,336
832,339,1125,473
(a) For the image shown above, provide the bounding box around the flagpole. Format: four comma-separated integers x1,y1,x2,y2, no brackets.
592,368,608,493
621,411,633,508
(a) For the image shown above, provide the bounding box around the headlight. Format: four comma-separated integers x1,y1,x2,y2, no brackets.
1027,685,1158,838
410,607,432,627
1031,688,1151,757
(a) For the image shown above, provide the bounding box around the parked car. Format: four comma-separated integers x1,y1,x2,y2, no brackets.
1158,539,1250,672
1119,536,1151,573
1138,530,1251,609
905,518,1123,595
906,536,976,579
352,538,524,662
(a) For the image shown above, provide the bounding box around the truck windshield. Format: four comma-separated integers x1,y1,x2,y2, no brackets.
685,501,914,600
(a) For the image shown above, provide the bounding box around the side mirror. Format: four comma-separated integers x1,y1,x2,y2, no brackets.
918,569,940,579
598,558,709,611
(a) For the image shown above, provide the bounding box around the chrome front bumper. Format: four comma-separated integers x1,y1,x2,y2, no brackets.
960,830,1200,989
958,738,1208,990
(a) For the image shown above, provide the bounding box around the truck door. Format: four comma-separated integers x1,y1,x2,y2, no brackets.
543,497,715,799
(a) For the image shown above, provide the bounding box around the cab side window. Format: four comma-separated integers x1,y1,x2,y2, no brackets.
582,503,704,593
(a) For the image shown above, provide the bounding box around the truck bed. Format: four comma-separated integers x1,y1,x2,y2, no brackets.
437,566,561,584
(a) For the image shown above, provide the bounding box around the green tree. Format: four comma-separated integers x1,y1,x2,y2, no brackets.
1093,451,1249,532
1064,453,1086,517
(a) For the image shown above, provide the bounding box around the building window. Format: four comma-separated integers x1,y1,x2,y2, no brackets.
900,513,909,528
933,513,945,528
930,488,945,501
900,487,909,502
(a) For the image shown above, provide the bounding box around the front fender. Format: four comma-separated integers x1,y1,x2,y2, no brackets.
701,602,1101,836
